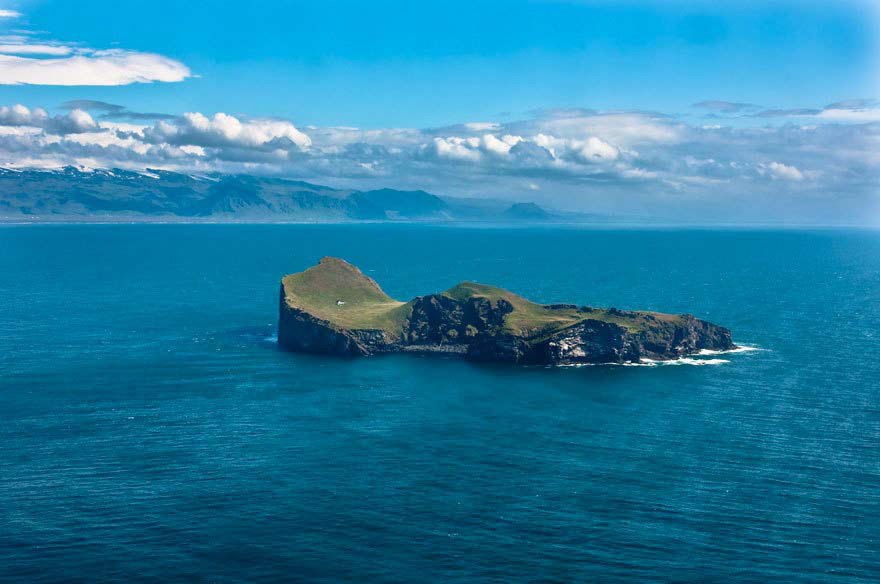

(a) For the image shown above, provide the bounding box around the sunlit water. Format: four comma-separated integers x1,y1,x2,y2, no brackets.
1,225,878,583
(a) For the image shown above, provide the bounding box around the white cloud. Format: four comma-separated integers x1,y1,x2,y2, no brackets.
765,161,804,181
0,103,48,126
528,132,622,165
67,109,97,131
620,167,659,180
481,134,522,156
743,99,880,123
0,103,97,133
0,9,191,86
818,107,880,122
425,133,530,160
532,113,682,147
0,50,191,85
0,43,73,55
146,112,311,150
464,122,500,131
427,136,483,161
179,144,206,156
574,136,619,162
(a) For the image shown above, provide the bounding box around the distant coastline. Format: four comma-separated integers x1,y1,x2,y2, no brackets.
1,167,873,228
0,166,603,225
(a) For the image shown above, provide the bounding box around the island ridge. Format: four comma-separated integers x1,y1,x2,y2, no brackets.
278,257,736,365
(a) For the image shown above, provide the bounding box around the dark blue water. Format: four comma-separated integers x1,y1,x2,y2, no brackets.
1,225,878,583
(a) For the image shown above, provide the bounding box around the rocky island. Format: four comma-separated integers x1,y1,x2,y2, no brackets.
278,257,735,365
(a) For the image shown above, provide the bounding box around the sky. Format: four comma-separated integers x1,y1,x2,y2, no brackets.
0,0,877,224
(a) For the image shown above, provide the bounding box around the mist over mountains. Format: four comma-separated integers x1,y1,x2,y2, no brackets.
0,167,595,223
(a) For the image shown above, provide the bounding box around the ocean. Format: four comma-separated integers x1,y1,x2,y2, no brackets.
1,225,878,583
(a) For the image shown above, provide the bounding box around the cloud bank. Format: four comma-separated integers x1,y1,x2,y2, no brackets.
0,101,876,224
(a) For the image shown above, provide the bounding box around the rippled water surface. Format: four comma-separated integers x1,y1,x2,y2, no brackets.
1,225,879,583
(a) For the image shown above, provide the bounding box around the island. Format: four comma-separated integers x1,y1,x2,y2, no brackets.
278,257,736,365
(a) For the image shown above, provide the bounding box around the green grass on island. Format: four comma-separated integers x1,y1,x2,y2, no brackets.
282,257,684,337
281,257,412,334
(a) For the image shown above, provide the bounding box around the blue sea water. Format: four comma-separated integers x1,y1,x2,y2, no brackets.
1,224,879,583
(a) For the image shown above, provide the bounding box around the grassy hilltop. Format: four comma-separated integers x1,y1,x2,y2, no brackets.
281,257,684,339
281,258,412,334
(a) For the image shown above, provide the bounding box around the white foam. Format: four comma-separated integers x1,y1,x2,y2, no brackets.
696,344,765,356
556,361,655,368
558,356,728,367
638,356,729,366
658,357,730,366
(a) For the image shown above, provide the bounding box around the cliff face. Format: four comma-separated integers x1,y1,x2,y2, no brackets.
527,314,734,365
278,258,735,365
278,285,396,356
403,294,512,346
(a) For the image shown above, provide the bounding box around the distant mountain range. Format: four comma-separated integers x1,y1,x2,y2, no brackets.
0,166,607,223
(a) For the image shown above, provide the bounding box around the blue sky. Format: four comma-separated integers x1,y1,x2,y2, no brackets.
2,0,876,126
0,0,877,223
